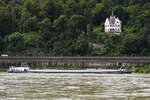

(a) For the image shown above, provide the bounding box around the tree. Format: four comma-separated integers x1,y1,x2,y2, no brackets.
53,15,67,32
0,7,12,37
38,18,52,54
135,10,150,31
68,14,87,36
65,0,81,15
39,0,62,21
74,33,89,56
0,36,4,53
121,34,141,55
101,34,121,56
92,3,104,25
39,18,51,33
24,0,40,16
6,32,24,55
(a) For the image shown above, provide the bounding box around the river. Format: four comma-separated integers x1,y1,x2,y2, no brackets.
0,72,150,100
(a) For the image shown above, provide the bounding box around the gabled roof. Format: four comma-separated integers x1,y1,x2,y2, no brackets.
109,16,116,24
105,11,121,25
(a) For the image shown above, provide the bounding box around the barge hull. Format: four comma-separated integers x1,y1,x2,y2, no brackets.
9,70,132,74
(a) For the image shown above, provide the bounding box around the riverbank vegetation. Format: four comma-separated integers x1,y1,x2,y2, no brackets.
133,66,150,73
0,0,150,56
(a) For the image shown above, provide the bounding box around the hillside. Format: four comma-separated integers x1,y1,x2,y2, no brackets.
0,0,150,56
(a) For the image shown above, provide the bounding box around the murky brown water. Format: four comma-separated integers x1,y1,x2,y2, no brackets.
0,72,150,100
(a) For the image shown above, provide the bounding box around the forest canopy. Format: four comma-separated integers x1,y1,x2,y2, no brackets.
0,0,150,56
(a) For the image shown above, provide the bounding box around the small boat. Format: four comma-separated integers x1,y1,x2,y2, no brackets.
8,65,29,73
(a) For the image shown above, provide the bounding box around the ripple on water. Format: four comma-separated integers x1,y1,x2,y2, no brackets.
0,73,150,100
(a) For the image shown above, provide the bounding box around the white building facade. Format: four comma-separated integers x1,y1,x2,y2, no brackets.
104,11,121,33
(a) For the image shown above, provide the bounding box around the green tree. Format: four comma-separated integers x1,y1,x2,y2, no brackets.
38,18,53,54
101,34,121,56
6,32,24,55
121,34,141,55
53,15,67,32
135,10,150,31
68,14,87,36
74,33,89,56
0,7,12,37
39,0,62,21
24,0,40,16
92,3,104,25
0,36,4,53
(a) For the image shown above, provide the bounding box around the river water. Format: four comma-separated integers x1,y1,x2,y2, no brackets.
0,72,150,100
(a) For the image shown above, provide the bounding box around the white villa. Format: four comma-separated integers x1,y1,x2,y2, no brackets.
104,11,121,33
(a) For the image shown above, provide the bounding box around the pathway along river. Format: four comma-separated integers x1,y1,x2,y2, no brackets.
0,72,150,100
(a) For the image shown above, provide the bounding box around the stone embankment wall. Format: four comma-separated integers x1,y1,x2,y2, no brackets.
0,56,150,69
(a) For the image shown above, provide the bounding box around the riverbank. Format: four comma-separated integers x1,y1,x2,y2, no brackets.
133,66,150,73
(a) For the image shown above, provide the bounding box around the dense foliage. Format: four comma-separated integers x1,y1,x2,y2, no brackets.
0,0,150,56
133,66,150,73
